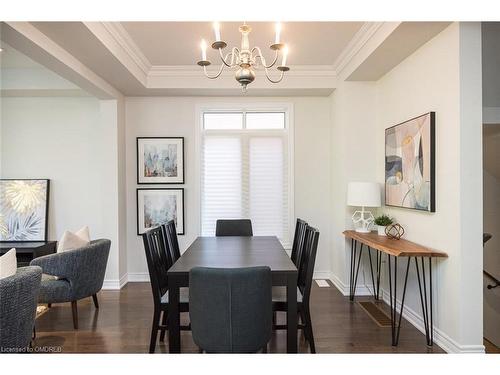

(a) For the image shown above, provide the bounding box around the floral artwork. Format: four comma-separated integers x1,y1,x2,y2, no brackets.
385,113,435,212
0,179,50,241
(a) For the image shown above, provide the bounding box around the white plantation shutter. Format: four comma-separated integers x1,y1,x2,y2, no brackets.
249,137,288,242
201,136,243,236
201,110,291,247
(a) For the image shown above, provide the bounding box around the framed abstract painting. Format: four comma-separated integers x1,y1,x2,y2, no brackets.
137,188,184,235
137,137,184,184
385,112,435,212
0,179,50,241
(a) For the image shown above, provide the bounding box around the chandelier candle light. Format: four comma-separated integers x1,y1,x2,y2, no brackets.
197,22,290,92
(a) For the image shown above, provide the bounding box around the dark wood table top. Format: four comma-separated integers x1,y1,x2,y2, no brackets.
168,236,297,275
343,230,448,258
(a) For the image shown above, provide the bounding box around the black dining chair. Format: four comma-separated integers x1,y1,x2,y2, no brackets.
162,220,181,263
272,225,320,353
142,226,189,353
189,266,272,353
290,218,308,267
215,219,253,237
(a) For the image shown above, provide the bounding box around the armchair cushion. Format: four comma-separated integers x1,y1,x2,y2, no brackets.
57,226,90,252
38,278,72,303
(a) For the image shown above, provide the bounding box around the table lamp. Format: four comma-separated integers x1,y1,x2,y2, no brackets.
347,182,381,233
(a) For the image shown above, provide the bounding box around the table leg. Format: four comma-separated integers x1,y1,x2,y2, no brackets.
387,255,411,346
168,280,181,353
349,240,364,301
415,257,434,346
286,274,298,353
367,247,382,301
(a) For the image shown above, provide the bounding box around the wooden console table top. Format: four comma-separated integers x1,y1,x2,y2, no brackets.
343,230,448,258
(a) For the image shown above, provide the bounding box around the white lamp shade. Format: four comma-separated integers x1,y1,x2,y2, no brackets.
347,182,381,207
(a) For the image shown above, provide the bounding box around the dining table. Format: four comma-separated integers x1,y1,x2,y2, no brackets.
166,236,298,353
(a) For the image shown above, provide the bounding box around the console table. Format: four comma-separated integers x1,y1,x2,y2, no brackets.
0,241,57,266
342,230,447,347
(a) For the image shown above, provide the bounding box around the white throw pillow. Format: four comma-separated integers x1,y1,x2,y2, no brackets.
57,226,91,252
0,248,17,279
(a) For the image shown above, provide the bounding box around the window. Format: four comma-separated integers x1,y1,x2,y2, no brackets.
200,108,292,247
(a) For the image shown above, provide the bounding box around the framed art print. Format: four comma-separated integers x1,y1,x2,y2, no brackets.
137,188,184,235
137,137,184,184
0,179,50,241
385,112,435,212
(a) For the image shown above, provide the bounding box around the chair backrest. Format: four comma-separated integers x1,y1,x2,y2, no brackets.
0,266,42,351
163,220,181,262
297,226,320,304
189,266,272,353
142,227,172,305
215,219,253,237
290,218,308,267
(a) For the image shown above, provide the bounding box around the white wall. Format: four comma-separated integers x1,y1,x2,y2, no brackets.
330,23,484,352
125,96,332,280
329,81,377,290
1,97,126,287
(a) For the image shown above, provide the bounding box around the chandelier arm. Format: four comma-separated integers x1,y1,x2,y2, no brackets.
218,47,240,68
264,68,285,84
252,47,279,69
203,64,225,79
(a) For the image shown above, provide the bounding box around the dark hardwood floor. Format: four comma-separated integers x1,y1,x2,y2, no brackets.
33,281,444,353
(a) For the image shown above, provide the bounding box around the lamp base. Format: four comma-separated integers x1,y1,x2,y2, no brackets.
351,207,375,233
354,228,372,233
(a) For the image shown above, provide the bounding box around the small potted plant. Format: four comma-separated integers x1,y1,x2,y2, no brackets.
374,214,393,236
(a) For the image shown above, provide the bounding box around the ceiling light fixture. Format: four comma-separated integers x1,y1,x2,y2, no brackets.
197,22,290,92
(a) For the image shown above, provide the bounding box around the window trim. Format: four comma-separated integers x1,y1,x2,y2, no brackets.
195,102,295,249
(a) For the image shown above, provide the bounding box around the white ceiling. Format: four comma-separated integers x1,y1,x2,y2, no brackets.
120,22,364,66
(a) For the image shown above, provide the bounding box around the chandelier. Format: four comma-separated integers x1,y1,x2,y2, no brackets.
197,22,290,92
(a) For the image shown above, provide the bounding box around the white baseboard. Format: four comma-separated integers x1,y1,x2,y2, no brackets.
379,289,485,354
313,271,332,280
102,274,128,290
128,272,150,282
329,272,373,296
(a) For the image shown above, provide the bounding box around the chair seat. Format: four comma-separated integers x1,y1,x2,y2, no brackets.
271,286,303,304
161,287,190,304
38,278,72,303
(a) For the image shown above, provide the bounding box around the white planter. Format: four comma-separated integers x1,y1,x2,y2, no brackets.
377,225,387,236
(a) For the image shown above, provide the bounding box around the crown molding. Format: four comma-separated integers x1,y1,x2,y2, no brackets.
83,21,152,86
332,22,385,75
100,22,152,76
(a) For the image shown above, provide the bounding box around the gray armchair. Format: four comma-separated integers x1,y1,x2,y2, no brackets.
0,266,42,352
30,239,111,329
